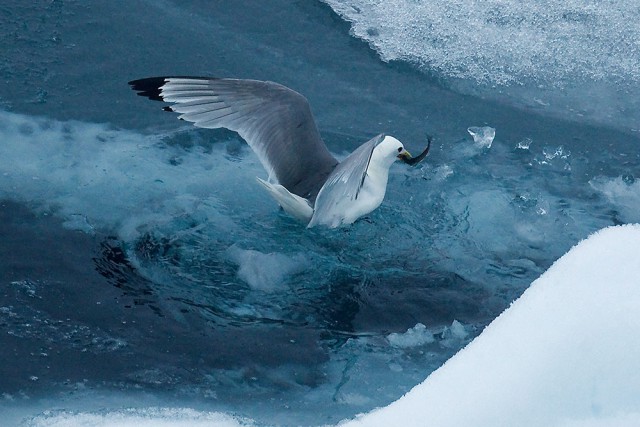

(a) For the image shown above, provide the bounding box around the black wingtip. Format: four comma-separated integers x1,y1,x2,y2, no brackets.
162,106,174,112
128,77,168,101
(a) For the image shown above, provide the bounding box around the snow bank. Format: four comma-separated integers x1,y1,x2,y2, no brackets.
341,224,640,427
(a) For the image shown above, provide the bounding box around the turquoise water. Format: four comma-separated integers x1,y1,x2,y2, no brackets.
1,1,638,425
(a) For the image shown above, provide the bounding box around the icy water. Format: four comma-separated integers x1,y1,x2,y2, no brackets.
1,1,639,425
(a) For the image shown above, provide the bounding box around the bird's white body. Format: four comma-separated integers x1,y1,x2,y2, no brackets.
258,135,405,228
345,138,395,220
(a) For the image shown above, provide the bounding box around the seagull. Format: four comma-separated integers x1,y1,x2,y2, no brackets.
129,77,430,228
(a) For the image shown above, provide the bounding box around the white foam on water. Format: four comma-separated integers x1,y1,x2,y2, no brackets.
226,246,310,292
0,110,276,242
0,108,616,286
590,176,640,224
0,108,619,338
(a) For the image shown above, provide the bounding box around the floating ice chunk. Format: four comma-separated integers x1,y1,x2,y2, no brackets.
516,138,532,150
324,0,640,130
11,280,39,298
91,337,127,352
387,323,435,349
467,126,495,148
227,246,309,292
441,320,468,346
440,320,469,349
388,363,403,373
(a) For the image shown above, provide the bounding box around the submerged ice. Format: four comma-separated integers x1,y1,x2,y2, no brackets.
323,0,640,131
25,407,253,427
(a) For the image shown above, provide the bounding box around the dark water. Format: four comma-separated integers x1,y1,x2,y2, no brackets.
1,1,639,425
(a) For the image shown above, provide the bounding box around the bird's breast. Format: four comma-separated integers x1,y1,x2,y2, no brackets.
345,168,388,223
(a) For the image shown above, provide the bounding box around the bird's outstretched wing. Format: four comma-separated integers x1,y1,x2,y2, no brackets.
308,133,385,228
129,77,338,199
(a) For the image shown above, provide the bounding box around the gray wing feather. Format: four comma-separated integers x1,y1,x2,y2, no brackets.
308,134,385,228
130,77,338,199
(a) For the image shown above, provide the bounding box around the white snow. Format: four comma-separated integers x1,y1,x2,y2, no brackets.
26,408,252,427
341,224,640,427
323,0,640,85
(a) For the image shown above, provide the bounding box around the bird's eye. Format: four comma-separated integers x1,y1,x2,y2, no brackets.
397,147,403,153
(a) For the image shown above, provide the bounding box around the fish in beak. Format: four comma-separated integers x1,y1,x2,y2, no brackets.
399,135,432,166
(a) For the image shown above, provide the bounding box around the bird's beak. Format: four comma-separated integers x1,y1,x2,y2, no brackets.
400,136,432,166
397,149,412,161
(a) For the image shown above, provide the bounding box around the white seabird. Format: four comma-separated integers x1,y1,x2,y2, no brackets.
129,77,430,228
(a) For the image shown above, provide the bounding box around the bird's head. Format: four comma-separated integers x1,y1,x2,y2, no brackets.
375,135,409,166
378,135,432,167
